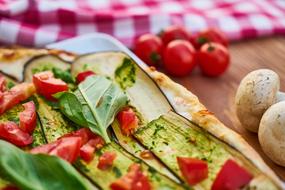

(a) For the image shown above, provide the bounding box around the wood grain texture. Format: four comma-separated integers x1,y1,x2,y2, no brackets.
169,37,285,181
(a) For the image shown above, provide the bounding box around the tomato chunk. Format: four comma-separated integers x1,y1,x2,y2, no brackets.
117,108,139,136
80,141,96,163
177,157,208,185
33,71,68,100
61,128,94,145
76,71,95,84
19,101,36,134
97,152,117,170
211,159,253,190
0,122,33,147
0,83,36,115
0,74,6,92
110,163,151,190
31,137,82,163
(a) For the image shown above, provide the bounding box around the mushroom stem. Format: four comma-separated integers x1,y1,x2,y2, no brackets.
276,91,285,102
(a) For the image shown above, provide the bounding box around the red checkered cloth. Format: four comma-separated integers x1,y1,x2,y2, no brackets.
0,0,285,47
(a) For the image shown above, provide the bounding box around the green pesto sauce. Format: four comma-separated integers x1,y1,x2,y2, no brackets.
31,64,54,74
115,58,136,90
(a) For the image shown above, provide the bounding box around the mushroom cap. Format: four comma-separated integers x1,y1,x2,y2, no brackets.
235,69,280,132
259,101,285,166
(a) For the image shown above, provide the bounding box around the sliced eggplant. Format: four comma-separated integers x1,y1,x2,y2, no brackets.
72,52,173,122
24,55,71,82
135,111,279,189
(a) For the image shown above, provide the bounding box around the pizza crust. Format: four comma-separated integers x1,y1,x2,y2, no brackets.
145,67,284,189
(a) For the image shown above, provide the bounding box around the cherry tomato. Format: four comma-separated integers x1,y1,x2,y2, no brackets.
97,151,117,170
33,71,68,100
194,28,228,49
31,137,82,163
160,25,191,45
134,34,163,66
198,43,230,77
163,40,196,77
76,71,95,84
110,163,151,190
0,83,35,115
19,101,36,134
0,122,33,147
117,108,138,136
177,157,208,185
211,159,253,190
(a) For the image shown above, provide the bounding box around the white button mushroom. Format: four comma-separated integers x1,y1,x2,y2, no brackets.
235,69,285,132
259,101,285,166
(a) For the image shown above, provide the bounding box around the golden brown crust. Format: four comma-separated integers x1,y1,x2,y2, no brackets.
145,67,284,188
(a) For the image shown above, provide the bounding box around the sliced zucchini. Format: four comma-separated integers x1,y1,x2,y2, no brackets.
135,112,279,189
75,142,186,190
24,55,71,82
35,95,77,143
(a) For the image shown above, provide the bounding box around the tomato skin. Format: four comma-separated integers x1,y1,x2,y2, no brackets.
80,141,96,163
19,101,36,134
0,122,33,147
177,157,208,185
97,151,117,170
134,34,163,66
0,74,6,92
194,28,228,49
198,43,230,77
31,137,82,163
163,40,197,77
76,71,95,84
61,128,95,146
110,163,151,190
161,26,191,45
0,83,36,115
33,71,68,100
211,159,253,190
117,108,139,136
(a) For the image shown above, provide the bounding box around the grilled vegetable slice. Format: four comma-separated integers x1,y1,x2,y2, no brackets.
74,142,186,190
35,95,77,142
24,55,70,82
72,52,172,122
135,112,279,189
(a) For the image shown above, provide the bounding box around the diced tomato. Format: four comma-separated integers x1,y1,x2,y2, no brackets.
0,83,36,115
0,74,6,92
87,136,105,149
49,137,82,163
0,122,33,147
30,140,59,154
211,159,253,190
61,128,93,145
33,71,68,100
76,71,95,84
97,151,117,170
19,101,36,134
117,108,139,136
177,157,208,186
80,142,96,163
110,163,151,190
31,137,82,163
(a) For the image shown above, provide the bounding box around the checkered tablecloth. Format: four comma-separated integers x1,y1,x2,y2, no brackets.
0,0,285,47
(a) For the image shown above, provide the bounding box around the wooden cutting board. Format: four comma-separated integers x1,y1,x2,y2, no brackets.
171,36,285,181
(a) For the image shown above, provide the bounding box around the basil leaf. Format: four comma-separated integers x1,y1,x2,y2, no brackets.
0,140,90,190
57,76,128,143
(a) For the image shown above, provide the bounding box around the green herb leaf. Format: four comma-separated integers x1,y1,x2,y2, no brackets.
0,140,90,190
57,76,128,143
115,58,136,90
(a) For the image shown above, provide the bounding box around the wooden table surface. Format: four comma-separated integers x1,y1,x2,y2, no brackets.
171,36,285,181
